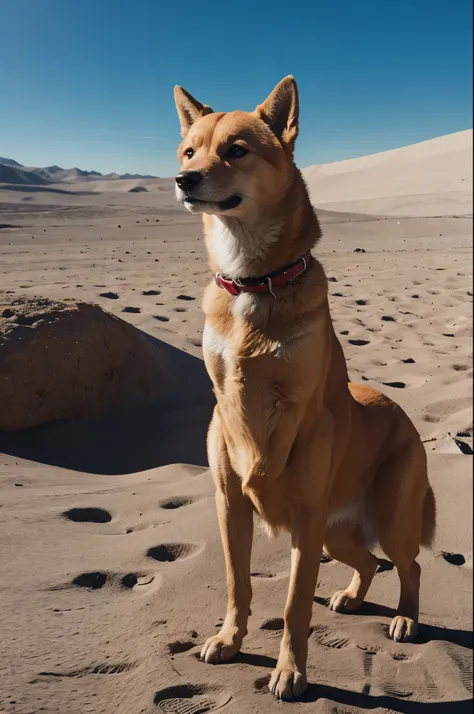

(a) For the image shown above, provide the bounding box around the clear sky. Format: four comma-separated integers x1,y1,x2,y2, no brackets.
0,0,472,176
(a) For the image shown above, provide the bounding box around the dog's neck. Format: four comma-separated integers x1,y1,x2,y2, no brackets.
208,214,283,279
203,169,321,281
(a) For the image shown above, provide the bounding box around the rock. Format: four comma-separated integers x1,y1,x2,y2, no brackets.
0,297,162,430
128,186,148,193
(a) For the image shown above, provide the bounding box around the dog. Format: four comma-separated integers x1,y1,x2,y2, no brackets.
174,76,436,701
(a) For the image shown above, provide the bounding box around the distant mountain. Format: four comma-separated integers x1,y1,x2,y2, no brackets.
120,173,157,180
0,157,157,185
0,157,23,168
0,164,51,186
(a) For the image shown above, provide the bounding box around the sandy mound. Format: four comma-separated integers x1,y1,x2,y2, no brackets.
0,297,162,430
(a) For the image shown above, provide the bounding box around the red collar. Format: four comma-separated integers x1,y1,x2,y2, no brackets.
215,251,312,297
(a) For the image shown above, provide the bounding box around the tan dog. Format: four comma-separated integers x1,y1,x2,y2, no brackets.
174,76,436,701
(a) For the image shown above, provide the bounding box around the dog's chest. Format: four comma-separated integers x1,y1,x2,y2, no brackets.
202,320,302,382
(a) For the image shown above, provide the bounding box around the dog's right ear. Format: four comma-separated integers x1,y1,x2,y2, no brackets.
174,86,213,138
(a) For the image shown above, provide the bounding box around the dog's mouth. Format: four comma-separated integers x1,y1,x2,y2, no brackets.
184,195,242,211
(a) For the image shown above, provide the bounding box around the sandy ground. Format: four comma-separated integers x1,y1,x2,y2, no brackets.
0,131,472,714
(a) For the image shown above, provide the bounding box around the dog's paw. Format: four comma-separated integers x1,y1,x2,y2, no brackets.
269,665,307,701
329,589,363,613
200,633,241,664
389,615,418,642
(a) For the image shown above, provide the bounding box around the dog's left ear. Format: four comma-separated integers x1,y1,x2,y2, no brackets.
174,86,214,138
255,76,299,150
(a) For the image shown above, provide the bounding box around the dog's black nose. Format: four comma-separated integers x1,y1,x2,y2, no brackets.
175,171,203,190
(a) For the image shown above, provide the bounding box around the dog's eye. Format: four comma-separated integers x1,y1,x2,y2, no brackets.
184,148,194,158
225,144,248,160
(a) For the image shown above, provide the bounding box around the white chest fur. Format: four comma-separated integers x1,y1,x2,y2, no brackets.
210,216,282,279
203,321,310,368
202,323,231,365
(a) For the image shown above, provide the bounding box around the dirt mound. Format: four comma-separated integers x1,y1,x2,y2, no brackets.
0,298,162,430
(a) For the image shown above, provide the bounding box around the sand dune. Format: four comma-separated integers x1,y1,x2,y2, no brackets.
303,129,472,216
0,131,472,713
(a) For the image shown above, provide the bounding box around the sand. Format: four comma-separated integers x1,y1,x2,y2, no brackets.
0,130,472,714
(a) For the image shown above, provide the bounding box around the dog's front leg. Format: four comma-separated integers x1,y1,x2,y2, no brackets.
270,505,325,700
201,410,254,664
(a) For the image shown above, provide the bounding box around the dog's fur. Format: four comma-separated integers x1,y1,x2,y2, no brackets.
174,76,436,701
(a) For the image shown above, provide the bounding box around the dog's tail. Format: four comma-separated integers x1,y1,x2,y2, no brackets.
421,485,436,547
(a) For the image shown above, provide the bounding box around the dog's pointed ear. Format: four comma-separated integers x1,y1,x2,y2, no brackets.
255,76,299,149
174,86,214,138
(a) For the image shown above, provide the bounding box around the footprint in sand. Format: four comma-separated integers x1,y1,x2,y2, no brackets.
441,552,466,566
167,639,197,655
422,414,440,423
382,381,406,389
453,439,473,455
153,684,231,713
38,662,136,678
66,571,156,592
159,496,196,510
310,624,354,650
260,617,284,631
312,626,416,666
146,543,201,562
348,339,370,346
63,507,111,524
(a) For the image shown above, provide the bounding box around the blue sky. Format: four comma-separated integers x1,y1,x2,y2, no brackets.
0,0,472,176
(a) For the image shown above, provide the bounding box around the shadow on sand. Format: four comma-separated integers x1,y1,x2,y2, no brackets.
313,596,473,650
0,334,215,474
0,184,96,195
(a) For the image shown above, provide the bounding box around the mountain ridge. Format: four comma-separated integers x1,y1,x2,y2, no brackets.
0,157,158,185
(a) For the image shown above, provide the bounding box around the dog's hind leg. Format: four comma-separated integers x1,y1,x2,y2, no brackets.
324,521,378,613
370,442,433,643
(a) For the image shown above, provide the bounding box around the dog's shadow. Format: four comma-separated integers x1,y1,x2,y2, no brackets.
289,683,470,712
232,602,472,712
254,676,472,711
313,596,473,650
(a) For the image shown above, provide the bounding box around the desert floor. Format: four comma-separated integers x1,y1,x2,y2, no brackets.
0,131,472,714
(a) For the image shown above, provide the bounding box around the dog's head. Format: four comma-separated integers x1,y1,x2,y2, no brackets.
174,77,299,217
